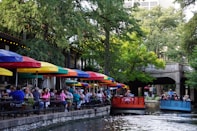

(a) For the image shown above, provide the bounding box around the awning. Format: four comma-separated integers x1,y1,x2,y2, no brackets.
0,49,23,62
0,67,13,76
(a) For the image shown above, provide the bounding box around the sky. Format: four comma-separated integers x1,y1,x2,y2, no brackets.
183,2,197,21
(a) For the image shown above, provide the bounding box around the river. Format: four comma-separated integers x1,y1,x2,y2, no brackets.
41,113,197,131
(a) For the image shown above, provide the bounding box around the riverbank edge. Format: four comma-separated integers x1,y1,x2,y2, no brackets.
0,105,110,131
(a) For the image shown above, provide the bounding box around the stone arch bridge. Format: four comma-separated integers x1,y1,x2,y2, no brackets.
144,63,192,97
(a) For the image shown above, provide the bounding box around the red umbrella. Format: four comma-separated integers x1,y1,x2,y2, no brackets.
83,71,104,80
0,56,41,86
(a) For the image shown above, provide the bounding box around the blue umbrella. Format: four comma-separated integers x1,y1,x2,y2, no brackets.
0,49,23,62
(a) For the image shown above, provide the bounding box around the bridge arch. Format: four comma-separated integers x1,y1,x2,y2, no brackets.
145,63,184,96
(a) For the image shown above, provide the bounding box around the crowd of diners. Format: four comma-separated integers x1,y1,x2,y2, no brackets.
0,84,112,112
160,89,191,101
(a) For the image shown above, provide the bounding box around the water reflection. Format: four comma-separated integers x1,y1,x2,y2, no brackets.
46,113,197,131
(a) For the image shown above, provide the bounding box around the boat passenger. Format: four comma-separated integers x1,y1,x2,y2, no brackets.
173,92,179,100
161,93,167,100
183,95,191,101
167,89,174,99
125,90,134,97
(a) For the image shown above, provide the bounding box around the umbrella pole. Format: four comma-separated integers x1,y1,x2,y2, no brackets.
36,71,38,87
60,77,62,89
15,71,18,87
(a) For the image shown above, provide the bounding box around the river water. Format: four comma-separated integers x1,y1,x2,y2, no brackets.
43,113,197,131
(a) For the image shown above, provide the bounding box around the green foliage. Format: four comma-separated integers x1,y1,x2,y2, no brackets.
81,0,143,75
182,13,197,56
186,46,197,89
17,38,65,66
112,33,165,83
133,6,186,63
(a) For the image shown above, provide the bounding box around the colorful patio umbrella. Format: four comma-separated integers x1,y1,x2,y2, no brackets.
0,56,41,68
0,49,23,62
19,73,43,79
49,68,77,77
83,71,104,80
65,79,79,84
0,55,41,86
107,82,125,88
17,61,59,73
73,82,89,87
17,61,67,87
0,67,13,76
73,69,90,78
97,73,115,83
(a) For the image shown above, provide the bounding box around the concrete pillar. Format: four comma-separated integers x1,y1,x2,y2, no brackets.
175,82,180,96
190,88,194,101
174,68,181,96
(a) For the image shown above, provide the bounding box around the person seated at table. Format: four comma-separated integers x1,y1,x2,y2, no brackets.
89,92,98,104
64,88,73,112
32,87,44,110
41,88,51,108
9,86,25,105
0,89,8,99
73,90,81,110
56,89,68,112
24,87,34,99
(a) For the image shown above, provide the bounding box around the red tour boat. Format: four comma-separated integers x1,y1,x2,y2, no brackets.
110,86,145,115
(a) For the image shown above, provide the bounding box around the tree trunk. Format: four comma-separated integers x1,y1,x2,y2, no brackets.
104,28,110,75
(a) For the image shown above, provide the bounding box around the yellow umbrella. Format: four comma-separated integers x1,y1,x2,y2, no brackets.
0,67,13,76
17,61,58,73
17,61,60,87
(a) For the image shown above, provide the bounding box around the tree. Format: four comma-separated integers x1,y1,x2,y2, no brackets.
186,46,197,89
182,13,197,56
175,0,196,7
112,33,165,83
81,0,143,75
133,6,186,63
0,0,89,66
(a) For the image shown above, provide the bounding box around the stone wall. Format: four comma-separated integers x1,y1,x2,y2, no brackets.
0,106,110,131
145,100,160,114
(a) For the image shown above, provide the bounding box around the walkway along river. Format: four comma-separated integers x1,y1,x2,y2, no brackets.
0,106,110,131
0,100,197,131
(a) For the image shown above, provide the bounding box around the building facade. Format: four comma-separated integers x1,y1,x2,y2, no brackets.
124,0,177,9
